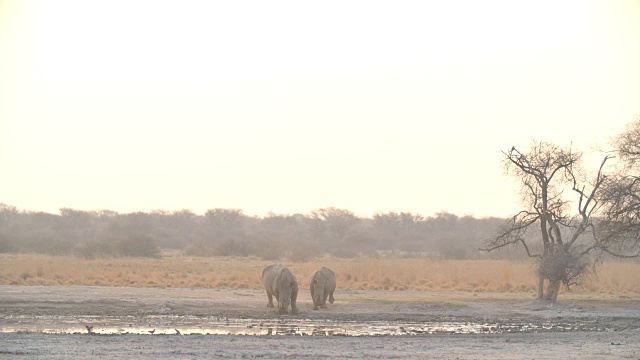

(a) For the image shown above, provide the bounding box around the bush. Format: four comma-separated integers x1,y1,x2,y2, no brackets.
287,244,316,262
251,239,286,261
215,239,251,256
0,233,17,253
117,234,161,258
537,251,590,289
76,234,161,258
184,244,218,257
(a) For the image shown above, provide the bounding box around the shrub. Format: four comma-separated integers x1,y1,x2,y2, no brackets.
215,239,251,257
117,234,161,258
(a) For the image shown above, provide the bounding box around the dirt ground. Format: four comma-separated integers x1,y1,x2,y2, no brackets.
1,285,639,359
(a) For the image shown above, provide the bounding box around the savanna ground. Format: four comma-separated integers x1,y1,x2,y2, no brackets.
1,253,640,358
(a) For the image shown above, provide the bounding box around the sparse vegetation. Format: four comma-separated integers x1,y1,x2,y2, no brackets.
0,253,638,296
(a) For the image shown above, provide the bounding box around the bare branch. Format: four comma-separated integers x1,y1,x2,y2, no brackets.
601,247,640,258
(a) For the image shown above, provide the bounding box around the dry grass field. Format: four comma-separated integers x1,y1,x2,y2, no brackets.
1,252,639,296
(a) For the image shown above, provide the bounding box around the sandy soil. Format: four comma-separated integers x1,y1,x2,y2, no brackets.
1,285,639,359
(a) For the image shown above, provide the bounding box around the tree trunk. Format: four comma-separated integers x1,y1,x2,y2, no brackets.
537,275,544,300
544,279,561,302
538,240,551,300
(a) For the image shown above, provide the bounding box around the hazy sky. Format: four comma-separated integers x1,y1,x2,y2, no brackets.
1,0,639,218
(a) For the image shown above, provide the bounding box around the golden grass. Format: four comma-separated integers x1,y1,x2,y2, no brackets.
1,253,639,296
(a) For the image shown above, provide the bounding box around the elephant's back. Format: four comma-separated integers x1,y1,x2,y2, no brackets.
262,264,283,288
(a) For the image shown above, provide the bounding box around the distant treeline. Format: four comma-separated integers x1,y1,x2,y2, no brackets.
0,204,528,260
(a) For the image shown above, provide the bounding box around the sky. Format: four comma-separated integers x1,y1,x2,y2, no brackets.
1,0,639,218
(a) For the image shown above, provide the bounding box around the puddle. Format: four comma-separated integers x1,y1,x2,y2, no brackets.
0,315,616,336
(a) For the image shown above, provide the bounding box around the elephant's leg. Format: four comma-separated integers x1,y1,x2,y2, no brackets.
321,292,329,309
290,287,299,314
267,291,274,308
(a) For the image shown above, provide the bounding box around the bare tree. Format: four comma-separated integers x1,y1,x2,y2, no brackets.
598,116,640,258
310,207,360,243
202,208,248,250
483,140,609,301
0,203,19,230
373,211,425,237
204,208,245,230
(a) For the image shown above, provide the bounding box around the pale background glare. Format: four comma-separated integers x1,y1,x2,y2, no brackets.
1,0,639,217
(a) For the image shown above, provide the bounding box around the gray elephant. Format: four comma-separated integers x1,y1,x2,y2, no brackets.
310,266,336,310
262,264,299,315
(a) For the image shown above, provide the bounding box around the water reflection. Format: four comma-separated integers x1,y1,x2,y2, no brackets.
0,315,613,336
